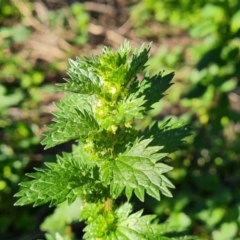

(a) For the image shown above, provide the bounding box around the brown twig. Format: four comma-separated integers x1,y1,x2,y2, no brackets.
84,2,117,15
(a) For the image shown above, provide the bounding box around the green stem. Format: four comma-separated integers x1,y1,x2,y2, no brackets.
104,198,113,212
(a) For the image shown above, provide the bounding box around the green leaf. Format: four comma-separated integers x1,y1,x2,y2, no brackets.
116,204,192,240
127,43,151,81
101,139,174,201
57,58,103,94
0,85,24,110
80,202,115,239
141,72,174,111
0,24,31,42
80,202,105,221
231,9,240,33
145,119,191,153
45,232,72,240
14,143,107,207
89,40,131,86
41,198,83,238
100,93,147,129
117,93,146,122
212,222,238,240
219,79,237,93
81,202,186,240
42,93,99,149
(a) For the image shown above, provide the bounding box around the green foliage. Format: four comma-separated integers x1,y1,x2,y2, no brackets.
15,143,107,207
15,42,192,239
2,0,239,238
101,138,174,201
80,202,192,240
42,94,99,149
0,0,91,237
41,198,83,239
131,0,240,239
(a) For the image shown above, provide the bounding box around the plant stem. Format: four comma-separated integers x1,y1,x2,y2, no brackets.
104,198,113,212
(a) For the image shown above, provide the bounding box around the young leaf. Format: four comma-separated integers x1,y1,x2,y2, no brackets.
57,58,103,94
88,40,131,87
99,93,147,130
42,93,99,149
127,43,151,81
81,202,193,240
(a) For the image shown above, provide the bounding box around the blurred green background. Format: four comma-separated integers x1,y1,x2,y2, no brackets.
0,0,240,239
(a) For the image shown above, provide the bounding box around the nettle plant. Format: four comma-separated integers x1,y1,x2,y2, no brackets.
15,41,192,239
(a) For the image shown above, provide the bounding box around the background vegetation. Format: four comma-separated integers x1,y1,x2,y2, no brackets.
0,0,239,239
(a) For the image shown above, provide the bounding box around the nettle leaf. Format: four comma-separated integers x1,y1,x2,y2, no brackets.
57,58,103,94
116,203,196,240
14,143,106,207
42,93,99,149
81,202,188,240
141,72,174,111
80,202,118,240
145,119,191,153
128,71,174,114
127,43,151,81
80,202,105,222
15,41,193,239
101,93,147,129
117,93,146,122
102,139,174,201
116,203,173,240
89,41,131,86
